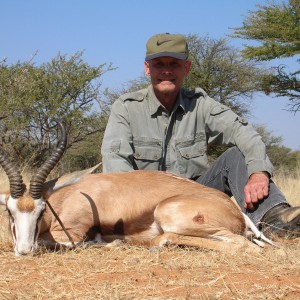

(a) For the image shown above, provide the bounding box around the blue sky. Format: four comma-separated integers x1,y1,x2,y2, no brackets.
1,0,299,150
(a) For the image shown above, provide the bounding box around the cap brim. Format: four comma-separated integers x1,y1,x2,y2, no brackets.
145,52,187,61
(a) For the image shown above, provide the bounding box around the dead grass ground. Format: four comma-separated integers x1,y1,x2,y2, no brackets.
1,210,300,300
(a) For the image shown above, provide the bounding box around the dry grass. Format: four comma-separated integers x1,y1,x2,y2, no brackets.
0,170,300,299
273,168,300,207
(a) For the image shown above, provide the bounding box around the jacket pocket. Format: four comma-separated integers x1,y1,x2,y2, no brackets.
133,139,162,170
178,142,206,159
133,146,161,161
176,138,209,178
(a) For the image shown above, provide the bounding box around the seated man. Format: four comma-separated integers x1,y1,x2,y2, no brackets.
101,33,300,238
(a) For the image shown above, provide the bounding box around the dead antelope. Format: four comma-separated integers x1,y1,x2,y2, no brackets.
0,122,273,256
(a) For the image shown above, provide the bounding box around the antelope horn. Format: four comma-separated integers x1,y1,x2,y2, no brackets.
0,148,25,199
29,120,67,200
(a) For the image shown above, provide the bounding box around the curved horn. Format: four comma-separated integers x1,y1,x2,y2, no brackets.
0,148,25,199
29,120,67,200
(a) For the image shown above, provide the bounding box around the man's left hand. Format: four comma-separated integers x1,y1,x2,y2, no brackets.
244,172,270,210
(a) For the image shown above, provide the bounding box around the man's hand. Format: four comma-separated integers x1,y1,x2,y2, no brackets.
244,172,270,210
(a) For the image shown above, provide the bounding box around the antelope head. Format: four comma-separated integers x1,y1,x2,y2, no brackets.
0,121,67,256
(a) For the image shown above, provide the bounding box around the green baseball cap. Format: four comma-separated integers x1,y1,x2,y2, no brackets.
145,33,188,61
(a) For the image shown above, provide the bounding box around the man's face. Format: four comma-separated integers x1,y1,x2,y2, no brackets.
144,57,191,96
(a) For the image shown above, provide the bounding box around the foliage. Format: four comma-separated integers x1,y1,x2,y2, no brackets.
231,0,300,60
102,76,150,108
268,145,300,171
255,124,300,172
231,0,300,112
254,124,283,148
0,52,113,170
185,34,269,116
61,128,103,172
262,65,300,112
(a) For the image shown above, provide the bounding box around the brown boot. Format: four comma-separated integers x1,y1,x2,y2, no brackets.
260,204,300,238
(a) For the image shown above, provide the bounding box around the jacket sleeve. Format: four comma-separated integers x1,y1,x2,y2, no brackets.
101,98,135,173
203,98,274,177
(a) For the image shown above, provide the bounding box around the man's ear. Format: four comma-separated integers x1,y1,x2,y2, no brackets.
184,60,192,75
144,61,150,76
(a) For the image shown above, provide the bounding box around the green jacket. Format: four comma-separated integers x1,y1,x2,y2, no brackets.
101,85,274,179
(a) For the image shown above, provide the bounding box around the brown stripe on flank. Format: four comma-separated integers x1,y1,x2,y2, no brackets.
17,196,35,212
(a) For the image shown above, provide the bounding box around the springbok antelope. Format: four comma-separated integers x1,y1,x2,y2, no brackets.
0,121,273,256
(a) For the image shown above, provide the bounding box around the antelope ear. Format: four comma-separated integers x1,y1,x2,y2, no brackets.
42,163,102,200
0,193,9,205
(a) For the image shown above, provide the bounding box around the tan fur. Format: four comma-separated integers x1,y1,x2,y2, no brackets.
38,170,262,254
17,194,35,212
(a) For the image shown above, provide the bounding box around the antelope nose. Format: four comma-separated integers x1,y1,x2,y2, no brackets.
15,245,35,256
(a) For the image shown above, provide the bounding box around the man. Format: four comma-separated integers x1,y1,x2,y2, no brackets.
101,33,300,238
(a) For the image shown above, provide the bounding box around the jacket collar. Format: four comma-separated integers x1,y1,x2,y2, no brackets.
147,85,187,116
